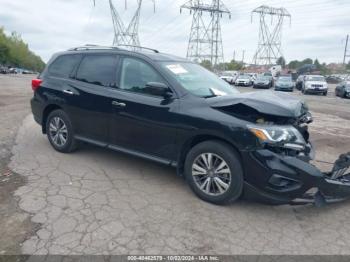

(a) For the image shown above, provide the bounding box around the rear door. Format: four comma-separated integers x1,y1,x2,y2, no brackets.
65,54,119,143
109,56,179,161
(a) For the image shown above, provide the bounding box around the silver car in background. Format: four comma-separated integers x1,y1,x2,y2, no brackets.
302,75,328,96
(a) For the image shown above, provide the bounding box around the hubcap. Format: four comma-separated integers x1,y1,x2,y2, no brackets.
192,153,232,196
49,117,68,147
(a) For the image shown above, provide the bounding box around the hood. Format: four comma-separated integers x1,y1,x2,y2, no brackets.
207,90,307,118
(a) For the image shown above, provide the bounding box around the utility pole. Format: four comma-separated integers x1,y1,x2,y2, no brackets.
233,50,236,61
93,0,155,48
251,5,291,65
343,34,349,65
242,50,245,63
181,0,231,68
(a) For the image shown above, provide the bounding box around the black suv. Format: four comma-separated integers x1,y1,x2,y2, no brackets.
31,45,350,205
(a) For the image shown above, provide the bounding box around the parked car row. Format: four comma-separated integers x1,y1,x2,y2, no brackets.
0,65,37,75
220,71,349,99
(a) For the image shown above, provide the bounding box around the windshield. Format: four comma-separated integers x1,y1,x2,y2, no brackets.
160,62,239,98
278,77,292,82
256,76,269,81
306,76,325,82
238,75,250,79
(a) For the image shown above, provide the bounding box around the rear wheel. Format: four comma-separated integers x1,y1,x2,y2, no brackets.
184,141,243,205
46,109,78,153
323,92,327,96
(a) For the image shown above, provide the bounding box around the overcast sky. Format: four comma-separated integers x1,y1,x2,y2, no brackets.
0,0,349,63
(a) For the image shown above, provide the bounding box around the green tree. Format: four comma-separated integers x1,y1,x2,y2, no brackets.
226,60,244,71
346,62,350,70
200,60,212,71
302,58,313,65
288,60,300,69
314,58,321,70
0,26,45,72
276,56,286,68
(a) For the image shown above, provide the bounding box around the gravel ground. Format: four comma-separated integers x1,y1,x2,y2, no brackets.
0,74,38,258
1,75,350,255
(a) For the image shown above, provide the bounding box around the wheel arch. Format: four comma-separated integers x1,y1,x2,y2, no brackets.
42,104,62,134
176,134,242,176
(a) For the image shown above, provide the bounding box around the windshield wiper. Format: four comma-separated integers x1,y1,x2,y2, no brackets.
203,95,218,99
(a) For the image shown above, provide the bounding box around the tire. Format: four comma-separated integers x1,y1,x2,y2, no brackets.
184,140,243,205
46,109,78,153
323,92,327,96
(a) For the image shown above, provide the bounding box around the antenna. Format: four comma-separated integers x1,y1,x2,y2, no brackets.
251,5,291,65
181,0,231,68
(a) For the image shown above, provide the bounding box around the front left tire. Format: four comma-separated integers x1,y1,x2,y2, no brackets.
184,140,243,205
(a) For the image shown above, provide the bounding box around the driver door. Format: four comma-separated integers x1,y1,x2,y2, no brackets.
109,56,179,162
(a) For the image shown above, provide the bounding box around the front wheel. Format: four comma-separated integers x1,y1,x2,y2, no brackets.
46,109,78,153
184,141,243,205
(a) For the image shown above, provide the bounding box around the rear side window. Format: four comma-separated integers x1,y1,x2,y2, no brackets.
76,55,117,87
48,55,81,78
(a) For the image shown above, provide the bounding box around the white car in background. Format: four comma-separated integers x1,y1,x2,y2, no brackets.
234,74,253,86
219,71,238,84
302,75,328,96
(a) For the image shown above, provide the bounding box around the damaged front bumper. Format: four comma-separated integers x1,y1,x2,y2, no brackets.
242,149,350,206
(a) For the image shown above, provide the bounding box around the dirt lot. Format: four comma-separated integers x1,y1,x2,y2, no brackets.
1,75,350,255
0,74,38,256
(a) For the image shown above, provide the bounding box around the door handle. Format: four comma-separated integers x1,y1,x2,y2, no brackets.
63,89,74,95
112,101,126,107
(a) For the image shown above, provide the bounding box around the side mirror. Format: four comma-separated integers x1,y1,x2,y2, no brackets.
145,82,172,98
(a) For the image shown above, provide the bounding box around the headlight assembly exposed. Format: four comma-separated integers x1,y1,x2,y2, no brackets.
248,125,306,148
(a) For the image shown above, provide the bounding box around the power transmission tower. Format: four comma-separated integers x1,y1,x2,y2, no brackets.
93,0,155,47
343,34,349,64
180,0,231,68
251,5,291,65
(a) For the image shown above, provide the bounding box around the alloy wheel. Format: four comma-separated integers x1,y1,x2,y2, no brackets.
49,117,68,147
192,153,232,196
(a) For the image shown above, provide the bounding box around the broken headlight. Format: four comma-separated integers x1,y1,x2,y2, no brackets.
248,125,306,150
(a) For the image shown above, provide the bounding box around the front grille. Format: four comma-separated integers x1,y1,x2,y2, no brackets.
311,84,323,88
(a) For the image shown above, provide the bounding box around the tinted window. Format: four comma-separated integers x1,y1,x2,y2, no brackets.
49,55,81,78
76,55,117,87
120,57,166,96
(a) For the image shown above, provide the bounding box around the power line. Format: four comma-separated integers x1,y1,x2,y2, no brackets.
93,0,155,47
180,0,231,67
251,5,291,65
343,34,349,65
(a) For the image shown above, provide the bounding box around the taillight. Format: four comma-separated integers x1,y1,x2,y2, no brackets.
31,79,42,91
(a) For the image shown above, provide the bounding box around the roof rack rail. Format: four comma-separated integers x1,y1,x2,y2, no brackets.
116,44,159,53
68,44,121,51
68,44,160,54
